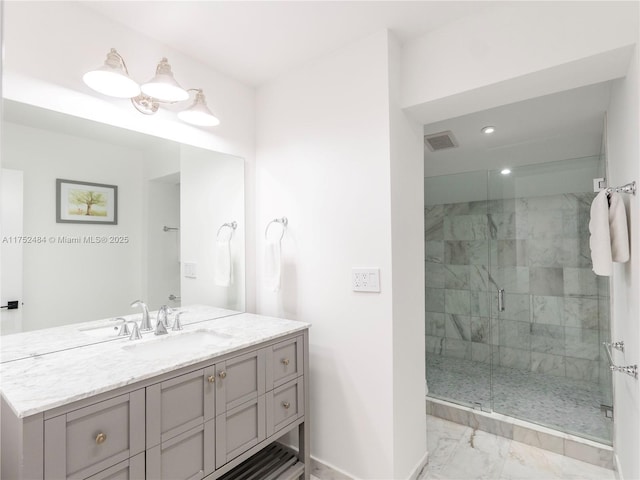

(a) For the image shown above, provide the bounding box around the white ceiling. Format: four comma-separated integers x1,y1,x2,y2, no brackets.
423,81,612,177
82,1,499,87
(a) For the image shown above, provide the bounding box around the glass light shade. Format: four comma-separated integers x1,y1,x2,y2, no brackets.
140,57,189,102
83,49,140,98
178,91,220,127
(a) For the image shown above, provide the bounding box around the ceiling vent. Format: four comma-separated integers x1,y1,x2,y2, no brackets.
424,130,458,152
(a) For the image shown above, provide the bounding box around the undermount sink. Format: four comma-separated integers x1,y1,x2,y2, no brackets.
78,323,123,338
121,330,233,357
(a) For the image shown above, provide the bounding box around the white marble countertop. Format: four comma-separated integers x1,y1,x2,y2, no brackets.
0,307,310,418
0,305,241,363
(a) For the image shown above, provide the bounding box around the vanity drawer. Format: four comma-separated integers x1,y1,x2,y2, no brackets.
44,391,145,480
266,336,303,389
146,366,216,448
84,453,144,480
266,377,304,437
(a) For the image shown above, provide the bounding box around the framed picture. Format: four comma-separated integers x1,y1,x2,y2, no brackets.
56,179,118,224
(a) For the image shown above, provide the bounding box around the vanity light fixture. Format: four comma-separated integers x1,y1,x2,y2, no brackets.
481,126,496,134
83,48,220,127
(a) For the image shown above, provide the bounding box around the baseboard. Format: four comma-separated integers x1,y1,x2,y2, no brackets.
311,455,356,480
407,450,429,480
614,453,623,480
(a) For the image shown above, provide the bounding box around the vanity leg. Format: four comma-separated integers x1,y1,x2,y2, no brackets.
300,330,311,480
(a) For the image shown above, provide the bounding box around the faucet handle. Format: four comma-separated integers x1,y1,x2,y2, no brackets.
126,321,142,341
113,317,130,337
172,312,184,331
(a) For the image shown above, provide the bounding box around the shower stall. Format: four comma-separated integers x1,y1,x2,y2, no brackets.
424,155,613,445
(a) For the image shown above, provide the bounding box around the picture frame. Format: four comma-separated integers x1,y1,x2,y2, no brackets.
56,179,118,224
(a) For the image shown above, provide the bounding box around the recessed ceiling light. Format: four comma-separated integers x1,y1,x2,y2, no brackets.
481,126,496,134
501,168,511,175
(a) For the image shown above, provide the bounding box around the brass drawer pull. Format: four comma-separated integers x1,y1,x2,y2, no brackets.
281,358,290,366
218,371,227,379
95,432,107,445
282,401,290,409
207,375,215,383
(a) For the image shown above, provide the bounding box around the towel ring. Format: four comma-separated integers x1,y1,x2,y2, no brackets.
265,217,288,241
216,221,237,239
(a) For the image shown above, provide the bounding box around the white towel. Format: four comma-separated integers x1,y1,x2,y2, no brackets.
589,190,612,276
264,239,281,292
609,192,630,263
214,239,232,287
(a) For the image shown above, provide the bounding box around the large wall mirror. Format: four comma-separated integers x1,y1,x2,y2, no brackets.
1,100,245,335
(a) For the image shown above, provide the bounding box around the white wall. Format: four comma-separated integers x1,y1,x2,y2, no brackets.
257,30,398,478
2,122,144,329
607,43,640,480
2,0,257,311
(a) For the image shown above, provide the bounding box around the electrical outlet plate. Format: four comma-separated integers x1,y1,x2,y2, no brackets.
352,268,380,292
184,262,197,279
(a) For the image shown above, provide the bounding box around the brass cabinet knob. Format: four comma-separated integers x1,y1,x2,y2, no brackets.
218,371,227,379
207,375,215,383
281,358,290,366
282,401,290,409
95,433,107,445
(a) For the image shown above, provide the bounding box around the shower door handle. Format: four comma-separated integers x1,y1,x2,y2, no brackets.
497,289,505,312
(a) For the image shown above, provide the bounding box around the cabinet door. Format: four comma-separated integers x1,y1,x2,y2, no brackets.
84,453,144,480
215,349,265,413
215,396,266,468
146,421,215,480
266,377,305,437
266,336,303,390
147,366,215,448
44,391,145,480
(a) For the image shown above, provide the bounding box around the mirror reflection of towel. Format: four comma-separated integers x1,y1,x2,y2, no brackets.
214,239,232,287
264,239,281,292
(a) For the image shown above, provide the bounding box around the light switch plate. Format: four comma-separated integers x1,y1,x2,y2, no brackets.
352,268,380,292
184,262,197,278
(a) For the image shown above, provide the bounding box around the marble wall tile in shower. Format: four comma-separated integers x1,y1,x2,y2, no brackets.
531,351,566,377
445,338,472,360
444,215,489,240
597,276,610,298
499,319,531,350
472,342,492,364
425,262,445,288
425,287,445,313
471,316,490,343
468,200,489,215
425,205,444,240
565,357,599,382
527,210,564,239
469,265,491,292
562,238,592,268
426,312,446,336
425,240,444,263
499,346,531,370
598,298,610,331
488,212,518,240
491,266,530,294
470,291,491,317
468,240,490,265
445,241,469,265
499,293,530,322
491,239,528,267
564,297,599,329
426,335,445,355
531,323,565,356
445,289,471,315
563,267,598,296
564,327,600,360
528,239,564,268
530,267,564,296
445,314,471,341
532,295,564,326
445,264,470,289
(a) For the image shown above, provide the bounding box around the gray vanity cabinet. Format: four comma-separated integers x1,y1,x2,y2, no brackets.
85,453,145,480
43,391,145,479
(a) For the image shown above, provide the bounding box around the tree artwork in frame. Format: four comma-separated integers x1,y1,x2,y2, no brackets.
56,179,118,224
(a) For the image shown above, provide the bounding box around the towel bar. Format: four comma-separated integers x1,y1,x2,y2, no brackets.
606,181,636,196
216,221,238,238
265,217,288,241
602,341,638,379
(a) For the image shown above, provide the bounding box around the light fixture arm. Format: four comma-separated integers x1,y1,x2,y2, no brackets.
108,48,132,76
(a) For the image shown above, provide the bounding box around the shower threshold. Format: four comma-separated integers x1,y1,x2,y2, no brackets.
426,397,614,470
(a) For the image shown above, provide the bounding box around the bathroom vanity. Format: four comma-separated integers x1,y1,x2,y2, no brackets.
0,307,310,480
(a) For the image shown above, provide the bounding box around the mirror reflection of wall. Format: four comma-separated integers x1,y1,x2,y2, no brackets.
1,100,245,333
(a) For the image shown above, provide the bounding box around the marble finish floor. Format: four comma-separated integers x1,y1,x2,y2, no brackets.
426,355,612,443
425,415,615,480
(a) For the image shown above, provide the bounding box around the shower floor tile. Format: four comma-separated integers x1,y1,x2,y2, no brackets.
426,355,612,443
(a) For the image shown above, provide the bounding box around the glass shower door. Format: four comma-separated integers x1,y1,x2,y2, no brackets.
487,157,613,444
425,170,493,411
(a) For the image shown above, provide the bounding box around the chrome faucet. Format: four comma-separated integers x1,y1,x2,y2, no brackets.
130,300,152,331
157,305,173,328
155,305,170,336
